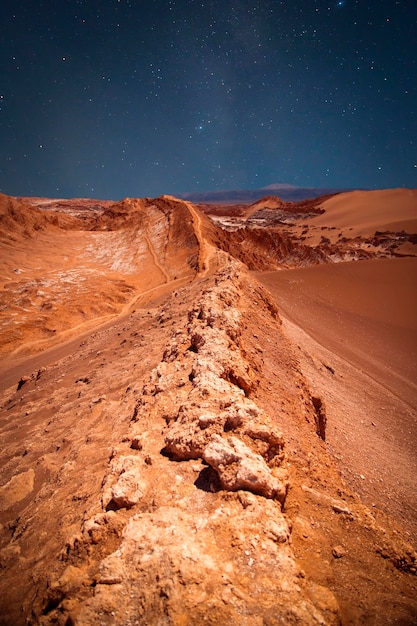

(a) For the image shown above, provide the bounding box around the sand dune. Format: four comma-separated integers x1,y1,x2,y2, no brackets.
311,188,417,236
257,257,417,554
258,257,417,403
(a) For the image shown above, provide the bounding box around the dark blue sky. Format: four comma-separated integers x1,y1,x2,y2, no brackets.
0,0,416,199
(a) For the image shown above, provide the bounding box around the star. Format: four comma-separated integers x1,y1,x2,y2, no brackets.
0,0,414,196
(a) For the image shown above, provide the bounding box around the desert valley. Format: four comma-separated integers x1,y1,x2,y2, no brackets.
0,187,416,625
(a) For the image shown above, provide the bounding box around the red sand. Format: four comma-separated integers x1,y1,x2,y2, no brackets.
257,257,417,406
311,188,417,236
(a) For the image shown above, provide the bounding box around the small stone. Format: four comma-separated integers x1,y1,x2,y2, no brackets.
332,546,347,559
92,395,107,404
332,504,353,516
130,437,143,450
111,471,143,509
17,376,31,390
36,367,47,379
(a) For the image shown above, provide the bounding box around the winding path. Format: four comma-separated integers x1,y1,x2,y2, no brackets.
0,275,191,392
144,230,170,283
186,201,225,275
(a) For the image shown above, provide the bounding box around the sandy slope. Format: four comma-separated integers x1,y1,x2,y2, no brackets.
258,257,417,404
311,188,417,236
258,257,417,540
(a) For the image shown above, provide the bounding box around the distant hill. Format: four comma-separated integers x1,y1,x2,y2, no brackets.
177,184,359,204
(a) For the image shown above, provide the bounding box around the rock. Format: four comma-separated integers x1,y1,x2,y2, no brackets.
164,407,219,461
311,395,327,441
190,331,206,351
36,367,47,380
332,545,347,559
265,517,291,543
221,362,256,396
98,553,127,585
82,511,122,545
332,503,353,516
61,504,339,625
17,375,31,390
130,436,143,450
203,435,288,503
198,411,219,429
75,376,90,384
243,420,285,463
111,471,143,509
102,456,146,510
49,565,86,595
0,544,21,568
0,468,35,511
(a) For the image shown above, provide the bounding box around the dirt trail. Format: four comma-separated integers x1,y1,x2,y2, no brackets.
143,232,170,282
186,200,223,274
0,276,190,392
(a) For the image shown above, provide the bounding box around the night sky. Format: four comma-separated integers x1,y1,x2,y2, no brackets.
0,1,416,199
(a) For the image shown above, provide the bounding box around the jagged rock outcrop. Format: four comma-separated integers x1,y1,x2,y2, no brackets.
59,498,339,626
203,434,288,501
214,227,328,269
0,193,82,237
156,262,288,502
102,455,147,510
0,194,207,356
35,261,340,625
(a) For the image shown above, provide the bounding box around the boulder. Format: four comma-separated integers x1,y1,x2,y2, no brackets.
203,435,288,503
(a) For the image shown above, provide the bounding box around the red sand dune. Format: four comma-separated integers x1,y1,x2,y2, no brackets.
258,257,417,405
257,236,417,551
311,188,417,236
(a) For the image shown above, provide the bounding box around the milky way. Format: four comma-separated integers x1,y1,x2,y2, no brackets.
0,1,416,198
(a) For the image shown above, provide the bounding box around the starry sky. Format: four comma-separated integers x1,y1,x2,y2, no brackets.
0,0,416,199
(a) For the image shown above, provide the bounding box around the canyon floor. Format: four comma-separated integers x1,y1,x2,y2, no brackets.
0,189,416,625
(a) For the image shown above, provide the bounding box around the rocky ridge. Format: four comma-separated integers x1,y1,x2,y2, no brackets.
34,261,341,625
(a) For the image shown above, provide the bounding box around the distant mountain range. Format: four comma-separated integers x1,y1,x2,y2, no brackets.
177,184,360,204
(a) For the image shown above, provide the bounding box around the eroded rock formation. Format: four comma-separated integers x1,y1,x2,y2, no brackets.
33,261,340,625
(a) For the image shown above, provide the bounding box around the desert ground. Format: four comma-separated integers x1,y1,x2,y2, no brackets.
0,188,416,625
